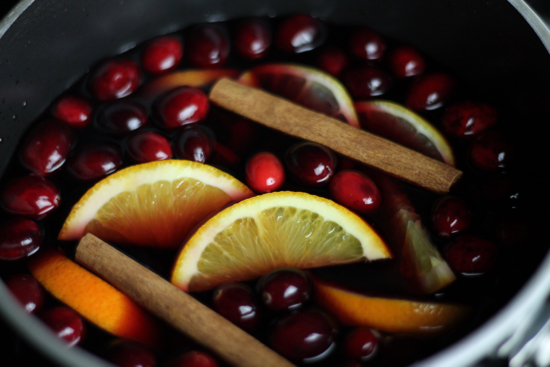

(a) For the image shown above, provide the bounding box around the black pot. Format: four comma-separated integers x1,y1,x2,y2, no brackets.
2,1,550,366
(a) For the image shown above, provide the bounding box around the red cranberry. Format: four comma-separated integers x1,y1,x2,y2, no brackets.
441,101,498,139
0,218,43,260
39,306,86,347
0,175,60,219
245,152,285,193
96,101,148,135
154,87,209,130
103,339,156,367
342,328,380,362
431,196,472,238
329,170,381,214
52,96,93,128
90,59,142,101
186,24,230,68
269,309,337,363
212,283,262,332
467,131,511,172
141,35,183,75
286,142,337,186
173,125,213,163
165,351,219,367
349,28,386,61
276,15,325,54
258,268,312,312
315,47,349,77
406,72,456,111
234,19,271,60
494,216,530,248
68,143,123,181
5,273,44,313
126,131,172,163
343,66,392,99
445,235,498,275
479,176,521,209
19,120,75,176
388,45,426,78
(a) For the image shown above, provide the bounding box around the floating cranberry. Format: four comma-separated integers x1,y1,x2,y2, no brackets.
269,309,337,363
39,306,86,347
141,35,183,75
0,218,43,260
342,328,380,362
154,87,209,129
213,283,262,332
406,72,455,111
186,24,230,68
96,101,148,134
19,120,75,176
388,45,426,78
349,28,386,61
343,66,392,99
68,143,123,181
126,131,172,163
245,152,285,193
5,273,44,313
431,196,472,238
174,125,213,163
441,101,498,139
479,176,521,209
315,47,349,77
276,15,325,54
286,142,337,186
90,59,142,101
165,351,219,367
467,131,511,172
103,339,156,367
445,235,498,275
234,19,271,60
329,170,381,214
52,96,93,128
0,175,60,219
258,268,312,312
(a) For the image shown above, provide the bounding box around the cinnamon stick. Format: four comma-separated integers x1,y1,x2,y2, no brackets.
209,78,462,194
75,234,295,367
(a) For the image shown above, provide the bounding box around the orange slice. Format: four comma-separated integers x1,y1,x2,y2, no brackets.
355,100,455,166
58,160,254,249
28,248,162,349
314,277,470,334
172,191,391,292
238,63,360,128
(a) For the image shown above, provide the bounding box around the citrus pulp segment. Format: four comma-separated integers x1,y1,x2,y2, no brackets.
58,160,254,248
171,191,391,292
238,63,360,128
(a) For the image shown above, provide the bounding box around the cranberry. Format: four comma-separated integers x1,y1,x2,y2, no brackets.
4,273,44,313
275,15,325,54
388,45,426,78
90,59,142,101
212,283,262,332
441,101,498,139
349,28,386,61
0,175,60,219
165,351,219,367
329,170,381,214
186,24,230,68
19,120,75,176
154,87,209,130
495,216,530,248
141,35,183,75
96,101,148,135
467,131,511,172
234,19,271,60
406,72,456,111
343,66,392,99
285,142,337,186
431,196,472,238
445,235,498,275
342,328,380,362
258,268,312,312
0,218,43,260
52,96,93,128
39,306,86,347
173,125,213,163
68,143,123,181
479,176,521,209
126,131,172,163
269,309,337,363
245,152,285,193
103,339,156,367
315,47,349,77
